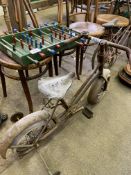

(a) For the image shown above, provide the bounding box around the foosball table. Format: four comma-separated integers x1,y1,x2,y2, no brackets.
0,22,85,113
0,22,81,66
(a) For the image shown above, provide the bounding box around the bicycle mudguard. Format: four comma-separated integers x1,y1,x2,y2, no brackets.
0,110,49,159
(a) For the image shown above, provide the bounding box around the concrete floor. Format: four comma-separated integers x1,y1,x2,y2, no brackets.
0,5,131,175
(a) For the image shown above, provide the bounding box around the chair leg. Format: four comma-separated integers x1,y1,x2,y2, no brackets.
0,66,7,97
53,55,59,75
25,70,29,78
18,70,33,113
39,67,42,73
59,51,63,67
48,60,53,77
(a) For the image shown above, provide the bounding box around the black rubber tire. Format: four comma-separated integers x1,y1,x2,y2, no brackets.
87,78,107,105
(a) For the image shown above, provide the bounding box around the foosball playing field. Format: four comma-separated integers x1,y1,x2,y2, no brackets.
0,23,80,66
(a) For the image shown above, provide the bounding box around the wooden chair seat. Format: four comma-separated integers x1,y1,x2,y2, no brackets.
69,21,105,36
97,14,129,27
124,63,131,76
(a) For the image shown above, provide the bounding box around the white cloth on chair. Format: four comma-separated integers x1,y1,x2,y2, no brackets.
38,72,75,99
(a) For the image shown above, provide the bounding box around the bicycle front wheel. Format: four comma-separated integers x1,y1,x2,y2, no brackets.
11,118,55,156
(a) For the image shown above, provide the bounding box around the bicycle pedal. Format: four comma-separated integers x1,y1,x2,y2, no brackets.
82,106,93,119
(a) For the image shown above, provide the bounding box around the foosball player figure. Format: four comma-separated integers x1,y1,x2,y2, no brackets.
42,35,44,45
20,39,24,49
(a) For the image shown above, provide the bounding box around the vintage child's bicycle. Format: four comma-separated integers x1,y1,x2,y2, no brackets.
0,35,131,159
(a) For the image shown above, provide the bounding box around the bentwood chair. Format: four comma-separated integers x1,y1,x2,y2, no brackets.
58,0,105,76
94,0,129,26
65,0,105,36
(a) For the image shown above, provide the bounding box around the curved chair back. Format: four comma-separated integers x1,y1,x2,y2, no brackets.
65,0,91,27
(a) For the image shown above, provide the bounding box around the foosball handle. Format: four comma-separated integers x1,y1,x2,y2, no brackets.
39,52,46,59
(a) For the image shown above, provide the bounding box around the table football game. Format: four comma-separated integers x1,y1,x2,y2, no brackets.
0,23,81,66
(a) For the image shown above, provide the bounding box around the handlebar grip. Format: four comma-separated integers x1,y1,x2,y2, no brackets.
90,37,102,44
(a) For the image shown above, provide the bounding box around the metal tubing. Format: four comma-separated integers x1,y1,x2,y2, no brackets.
107,41,131,65
83,35,131,65
71,65,99,105
34,100,59,144
72,73,98,105
71,64,99,103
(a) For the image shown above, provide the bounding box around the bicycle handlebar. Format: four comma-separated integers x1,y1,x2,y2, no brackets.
86,36,131,66
62,33,131,65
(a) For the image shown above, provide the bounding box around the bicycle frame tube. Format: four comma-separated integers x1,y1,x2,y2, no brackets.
71,41,106,105
71,66,99,105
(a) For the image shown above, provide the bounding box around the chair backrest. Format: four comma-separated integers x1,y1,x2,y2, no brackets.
1,0,12,32
93,0,114,22
65,0,91,27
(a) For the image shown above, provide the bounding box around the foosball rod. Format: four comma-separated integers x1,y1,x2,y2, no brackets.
24,25,67,43
12,33,58,58
42,26,73,39
14,31,44,50
10,29,34,49
23,27,82,50
12,36,47,59
24,24,74,44
12,35,32,49
38,26,83,47
23,28,53,45
12,27,46,46
12,31,59,56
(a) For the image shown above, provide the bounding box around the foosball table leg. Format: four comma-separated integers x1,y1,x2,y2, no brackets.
48,60,53,77
39,67,42,73
18,70,33,113
79,47,84,75
53,55,59,76
76,46,80,80
0,65,7,97
59,51,63,67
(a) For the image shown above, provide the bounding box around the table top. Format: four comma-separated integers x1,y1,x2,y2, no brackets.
0,51,52,70
70,22,105,36
97,14,129,27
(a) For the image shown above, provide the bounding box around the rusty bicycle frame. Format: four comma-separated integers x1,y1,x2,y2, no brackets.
103,24,131,67
0,35,131,159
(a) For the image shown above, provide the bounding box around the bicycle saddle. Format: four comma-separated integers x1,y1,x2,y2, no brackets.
102,18,119,27
38,72,75,99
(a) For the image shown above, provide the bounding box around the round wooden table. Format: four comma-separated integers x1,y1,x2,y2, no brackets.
97,14,129,27
70,22,105,36
0,51,53,113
